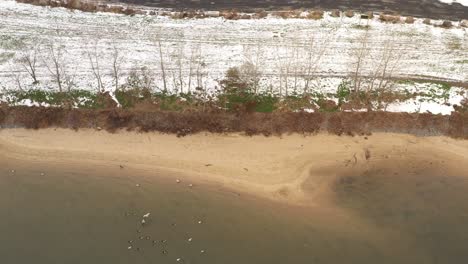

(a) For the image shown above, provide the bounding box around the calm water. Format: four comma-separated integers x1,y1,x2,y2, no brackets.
1,157,468,264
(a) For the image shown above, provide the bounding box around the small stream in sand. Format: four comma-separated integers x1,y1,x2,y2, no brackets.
1,156,468,264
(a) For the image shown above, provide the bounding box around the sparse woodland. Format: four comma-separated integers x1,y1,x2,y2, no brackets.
1,1,467,114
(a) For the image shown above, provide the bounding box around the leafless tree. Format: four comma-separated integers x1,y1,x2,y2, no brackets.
187,42,198,93
241,42,263,94
351,28,371,95
173,37,185,93
303,31,332,95
87,40,104,92
153,30,167,93
111,44,125,91
18,42,41,85
195,43,206,91
8,62,24,91
349,29,405,110
42,41,67,92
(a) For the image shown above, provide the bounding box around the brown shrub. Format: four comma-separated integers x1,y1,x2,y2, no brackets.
380,14,401,23
108,6,124,14
256,11,268,19
106,110,134,132
360,11,374,19
66,0,81,9
123,8,136,16
222,11,240,20
0,107,465,139
330,10,341,17
80,2,97,12
307,10,324,20
344,10,354,18
0,107,6,125
276,11,290,19
240,14,251,19
405,16,415,24
441,20,453,28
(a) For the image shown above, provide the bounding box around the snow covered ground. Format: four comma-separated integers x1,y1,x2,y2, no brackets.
438,0,468,7
0,0,467,114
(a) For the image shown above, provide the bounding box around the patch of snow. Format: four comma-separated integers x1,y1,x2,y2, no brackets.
438,0,468,7
0,0,466,115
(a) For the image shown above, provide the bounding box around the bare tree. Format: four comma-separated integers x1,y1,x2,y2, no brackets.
241,42,263,94
195,43,206,91
18,42,41,85
173,37,185,94
43,41,67,92
153,30,168,93
187,42,198,93
8,62,24,91
349,29,405,110
87,40,104,92
303,30,333,95
351,28,370,95
111,44,124,91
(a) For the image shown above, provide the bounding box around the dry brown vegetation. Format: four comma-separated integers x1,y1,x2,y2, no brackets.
344,10,355,18
441,20,453,28
379,14,401,23
0,105,466,138
307,10,324,20
405,16,415,24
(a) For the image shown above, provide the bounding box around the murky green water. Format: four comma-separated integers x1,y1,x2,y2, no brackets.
1,157,468,264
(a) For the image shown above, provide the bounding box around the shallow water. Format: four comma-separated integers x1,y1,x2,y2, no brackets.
1,157,468,264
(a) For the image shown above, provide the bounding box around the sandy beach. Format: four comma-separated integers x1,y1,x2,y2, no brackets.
1,128,467,206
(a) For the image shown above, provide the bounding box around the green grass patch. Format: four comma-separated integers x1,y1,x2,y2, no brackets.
3,89,104,109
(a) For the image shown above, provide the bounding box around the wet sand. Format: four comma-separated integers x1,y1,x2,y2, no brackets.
0,128,467,205
1,129,468,263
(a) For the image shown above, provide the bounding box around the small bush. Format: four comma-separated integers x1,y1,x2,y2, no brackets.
441,20,453,28
330,10,341,17
380,14,401,23
336,80,351,106
344,10,354,18
307,10,324,20
405,16,415,24
256,11,268,19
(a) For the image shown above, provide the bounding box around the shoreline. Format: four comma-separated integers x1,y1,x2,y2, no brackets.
2,128,467,206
